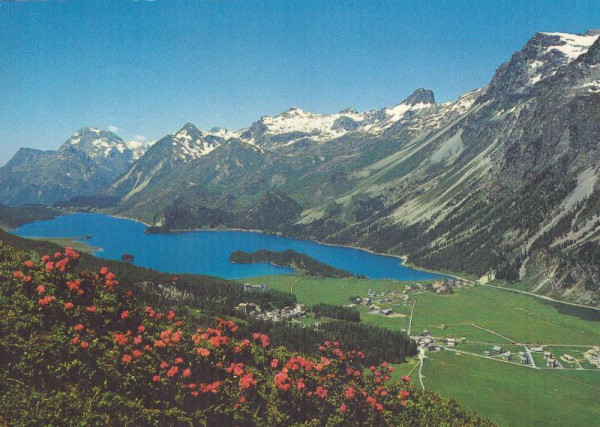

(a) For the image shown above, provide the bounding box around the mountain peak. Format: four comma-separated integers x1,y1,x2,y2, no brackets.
402,88,435,106
169,123,223,160
281,106,308,117
61,127,124,150
174,123,205,141
484,30,600,98
534,31,600,62
179,122,201,133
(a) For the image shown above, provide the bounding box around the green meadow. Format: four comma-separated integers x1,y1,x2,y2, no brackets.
243,274,412,306
408,286,600,345
421,351,600,427
29,236,101,254
242,273,600,426
244,274,600,345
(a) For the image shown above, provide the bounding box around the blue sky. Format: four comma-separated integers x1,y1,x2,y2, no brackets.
1,0,599,165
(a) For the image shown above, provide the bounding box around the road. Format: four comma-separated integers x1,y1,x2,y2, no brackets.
407,300,416,336
525,345,536,368
290,277,303,294
443,348,598,372
471,323,517,344
418,347,426,390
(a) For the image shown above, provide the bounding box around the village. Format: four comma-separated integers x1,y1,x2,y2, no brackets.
237,281,599,372
411,329,600,370
235,283,308,322
345,278,476,318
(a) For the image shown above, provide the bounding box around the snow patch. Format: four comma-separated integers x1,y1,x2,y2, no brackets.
171,129,222,161
541,32,599,62
258,107,364,141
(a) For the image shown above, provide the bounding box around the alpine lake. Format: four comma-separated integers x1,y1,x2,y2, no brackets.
13,212,445,281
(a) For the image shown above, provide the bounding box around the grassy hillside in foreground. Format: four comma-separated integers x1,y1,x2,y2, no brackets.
0,242,493,426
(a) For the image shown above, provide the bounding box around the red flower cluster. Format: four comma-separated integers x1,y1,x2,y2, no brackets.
8,248,423,425
38,295,55,306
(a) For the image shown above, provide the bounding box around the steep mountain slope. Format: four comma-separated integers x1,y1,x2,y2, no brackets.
295,30,600,304
0,128,151,206
105,124,257,219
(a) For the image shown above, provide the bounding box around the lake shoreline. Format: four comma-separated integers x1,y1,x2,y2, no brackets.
80,209,461,281
13,212,444,281
148,224,456,281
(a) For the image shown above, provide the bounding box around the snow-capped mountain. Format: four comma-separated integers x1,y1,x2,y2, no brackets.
61,127,128,158
104,29,600,304
486,30,600,99
169,123,225,161
236,89,437,149
124,139,156,161
59,127,135,173
104,123,234,202
60,127,156,165
0,127,156,206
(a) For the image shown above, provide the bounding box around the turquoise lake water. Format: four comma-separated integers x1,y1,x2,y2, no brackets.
13,213,445,281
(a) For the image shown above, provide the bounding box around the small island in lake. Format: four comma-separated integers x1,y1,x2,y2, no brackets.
121,253,135,263
230,249,362,278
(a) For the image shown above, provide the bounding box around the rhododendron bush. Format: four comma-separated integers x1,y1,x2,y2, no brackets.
0,242,493,426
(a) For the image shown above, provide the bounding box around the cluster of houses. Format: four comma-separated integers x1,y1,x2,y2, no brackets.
346,288,404,315
368,308,394,316
583,346,600,367
527,346,564,368
350,288,407,306
345,280,478,317
243,283,268,292
431,279,475,294
542,350,559,368
235,302,308,322
413,331,437,351
432,281,454,294
482,346,532,365
412,331,467,351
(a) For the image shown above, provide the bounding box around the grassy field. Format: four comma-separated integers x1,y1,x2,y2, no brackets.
422,351,600,427
243,274,414,330
244,274,412,305
245,274,600,345
29,236,101,254
243,273,600,426
409,286,600,345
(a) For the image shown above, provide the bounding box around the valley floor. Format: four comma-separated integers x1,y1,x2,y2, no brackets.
242,274,600,427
